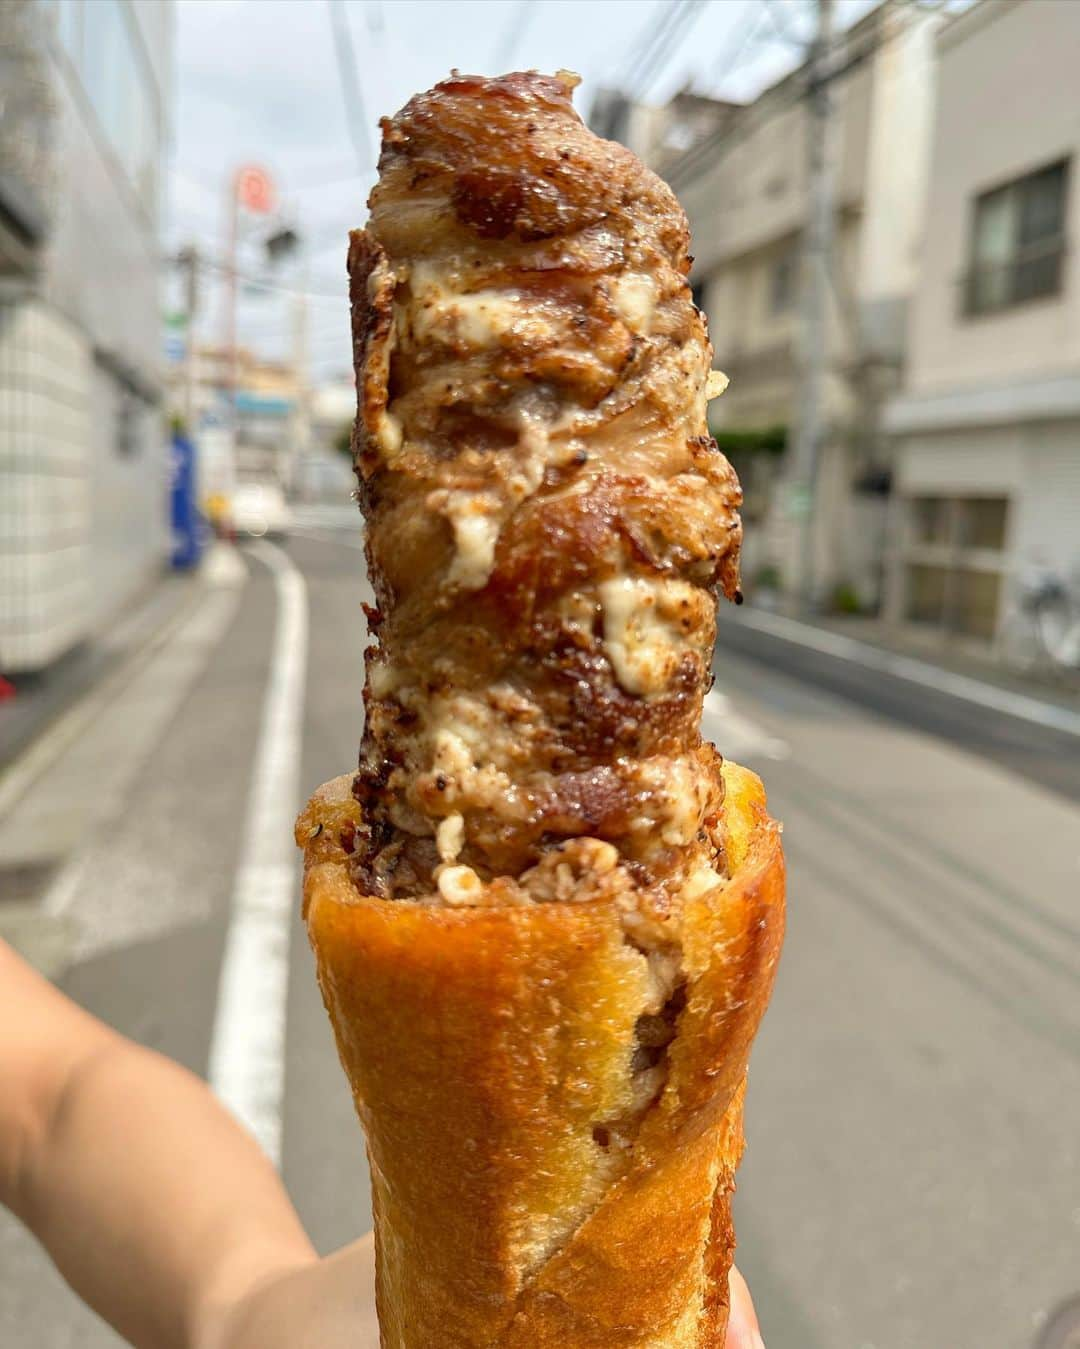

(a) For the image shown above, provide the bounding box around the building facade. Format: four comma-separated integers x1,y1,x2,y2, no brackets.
0,0,172,673
882,0,1080,649
167,342,304,499
601,2,940,609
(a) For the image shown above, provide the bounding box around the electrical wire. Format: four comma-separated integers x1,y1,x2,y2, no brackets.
615,0,684,92
763,0,809,48
622,0,707,99
495,0,536,71
193,253,347,305
327,0,373,172
635,1,707,98
711,3,770,91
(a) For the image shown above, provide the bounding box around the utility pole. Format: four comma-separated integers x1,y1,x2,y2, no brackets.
225,168,240,439
290,254,309,493
177,244,199,434
790,0,836,611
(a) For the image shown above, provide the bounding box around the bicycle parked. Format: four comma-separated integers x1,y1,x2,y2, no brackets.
999,563,1080,681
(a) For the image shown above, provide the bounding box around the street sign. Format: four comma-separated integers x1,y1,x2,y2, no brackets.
236,165,276,214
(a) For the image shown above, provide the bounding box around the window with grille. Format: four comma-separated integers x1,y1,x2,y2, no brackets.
964,160,1068,316
902,495,1010,641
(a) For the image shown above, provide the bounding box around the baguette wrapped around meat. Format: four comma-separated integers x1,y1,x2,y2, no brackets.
297,70,785,1347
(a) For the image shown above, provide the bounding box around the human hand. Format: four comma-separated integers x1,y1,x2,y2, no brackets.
208,1231,764,1348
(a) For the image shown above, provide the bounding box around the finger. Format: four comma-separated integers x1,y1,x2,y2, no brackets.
726,1264,765,1349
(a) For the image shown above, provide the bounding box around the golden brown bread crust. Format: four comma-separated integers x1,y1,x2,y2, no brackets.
298,762,784,1347
347,70,742,898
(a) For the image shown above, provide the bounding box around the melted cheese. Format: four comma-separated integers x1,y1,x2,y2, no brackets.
377,410,403,456
598,575,704,698
428,491,501,590
682,861,725,903
436,864,483,904
612,273,658,334
705,370,729,401
368,659,401,699
436,812,465,862
409,263,556,351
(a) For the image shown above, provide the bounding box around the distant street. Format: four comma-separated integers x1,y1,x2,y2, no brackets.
2,520,1079,1349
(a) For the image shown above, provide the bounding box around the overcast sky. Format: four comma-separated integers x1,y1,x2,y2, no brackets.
167,0,880,384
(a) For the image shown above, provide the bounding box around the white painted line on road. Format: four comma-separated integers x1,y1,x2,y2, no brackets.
702,688,790,762
735,608,1080,739
208,539,308,1168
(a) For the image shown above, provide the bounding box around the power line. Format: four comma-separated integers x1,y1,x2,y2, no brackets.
622,0,707,99
327,0,373,173
188,253,347,306
637,0,708,97
763,0,810,48
711,3,771,90
618,0,688,91
495,0,536,71
365,0,384,37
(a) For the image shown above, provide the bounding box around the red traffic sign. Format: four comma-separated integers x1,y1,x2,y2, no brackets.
235,165,276,214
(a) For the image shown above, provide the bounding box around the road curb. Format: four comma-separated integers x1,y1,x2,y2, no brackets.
732,608,1080,740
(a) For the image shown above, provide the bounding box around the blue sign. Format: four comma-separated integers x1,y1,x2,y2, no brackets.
170,431,203,570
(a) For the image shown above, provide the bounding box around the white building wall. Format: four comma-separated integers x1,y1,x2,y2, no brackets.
904,0,1080,394
884,0,1080,647
0,0,171,671
0,300,92,670
1011,429,1080,578
856,6,939,356
672,4,940,608
890,421,1080,638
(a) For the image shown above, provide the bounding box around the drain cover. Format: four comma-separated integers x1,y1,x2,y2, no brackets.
1036,1296,1080,1349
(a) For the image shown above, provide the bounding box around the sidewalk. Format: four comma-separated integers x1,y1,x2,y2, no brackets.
0,569,200,773
734,604,1080,734
813,610,1080,714
0,546,248,974
722,601,1080,803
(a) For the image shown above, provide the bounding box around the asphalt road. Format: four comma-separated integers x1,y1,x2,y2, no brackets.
1,519,1078,1348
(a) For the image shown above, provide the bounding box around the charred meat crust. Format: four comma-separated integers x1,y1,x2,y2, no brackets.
347,71,742,899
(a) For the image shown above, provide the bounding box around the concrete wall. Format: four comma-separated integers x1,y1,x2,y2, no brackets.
856,6,939,358
0,299,92,670
896,422,1080,577
668,5,940,608
888,421,1080,637
704,213,862,431
905,0,1080,394
672,55,874,277
0,0,173,669
884,0,1080,644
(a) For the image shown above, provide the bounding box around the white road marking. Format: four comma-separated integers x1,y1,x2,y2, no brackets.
207,539,308,1167
735,608,1080,739
702,688,790,763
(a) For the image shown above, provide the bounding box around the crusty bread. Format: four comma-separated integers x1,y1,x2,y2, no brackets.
298,761,784,1346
